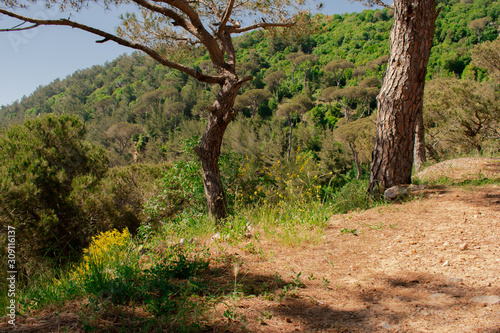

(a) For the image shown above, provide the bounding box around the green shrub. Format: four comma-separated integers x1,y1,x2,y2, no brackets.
0,114,108,274
75,163,167,233
239,150,324,205
145,137,243,222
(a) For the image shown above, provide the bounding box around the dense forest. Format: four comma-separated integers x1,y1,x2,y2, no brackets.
0,0,499,327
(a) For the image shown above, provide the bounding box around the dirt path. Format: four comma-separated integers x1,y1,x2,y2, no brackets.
211,185,500,332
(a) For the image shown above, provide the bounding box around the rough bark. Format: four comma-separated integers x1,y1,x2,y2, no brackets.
369,0,436,196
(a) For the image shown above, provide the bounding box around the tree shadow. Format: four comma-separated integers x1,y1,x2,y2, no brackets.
454,185,500,211
481,159,500,173
216,270,500,332
3,260,499,332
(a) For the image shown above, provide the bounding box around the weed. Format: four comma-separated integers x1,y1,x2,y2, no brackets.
369,222,384,230
340,228,359,236
290,272,305,288
258,309,274,324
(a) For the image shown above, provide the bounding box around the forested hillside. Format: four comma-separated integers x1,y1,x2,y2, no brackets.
1,0,498,168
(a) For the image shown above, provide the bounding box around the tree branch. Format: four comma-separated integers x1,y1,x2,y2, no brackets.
130,0,197,37
217,0,235,35
159,0,224,61
0,9,225,84
0,22,38,31
229,21,295,34
371,0,392,9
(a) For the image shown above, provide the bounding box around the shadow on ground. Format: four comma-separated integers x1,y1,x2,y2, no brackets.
2,267,499,332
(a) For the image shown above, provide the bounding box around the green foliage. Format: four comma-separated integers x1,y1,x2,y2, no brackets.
75,163,167,235
1,0,497,173
10,228,212,330
424,78,500,157
326,178,375,214
146,159,206,219
145,138,243,223
0,114,108,272
340,228,359,236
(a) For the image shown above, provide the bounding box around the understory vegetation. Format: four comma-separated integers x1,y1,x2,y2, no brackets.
0,0,499,330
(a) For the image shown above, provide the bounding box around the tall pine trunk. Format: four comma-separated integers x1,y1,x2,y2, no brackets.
369,0,436,196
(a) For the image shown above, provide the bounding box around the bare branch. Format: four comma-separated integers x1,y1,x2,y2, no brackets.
217,0,235,34
0,8,225,84
238,75,253,85
0,22,38,31
152,0,225,67
130,0,196,36
373,0,391,9
229,21,295,34
357,0,392,9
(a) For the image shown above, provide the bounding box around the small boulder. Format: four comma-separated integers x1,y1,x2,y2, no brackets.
384,185,409,201
408,184,426,192
470,295,500,304
244,224,254,238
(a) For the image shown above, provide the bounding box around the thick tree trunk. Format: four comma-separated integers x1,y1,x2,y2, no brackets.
413,108,426,172
195,77,242,221
368,0,436,196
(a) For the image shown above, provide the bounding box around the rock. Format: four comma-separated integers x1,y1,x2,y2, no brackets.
379,322,393,329
384,184,426,201
179,238,186,246
442,260,450,267
408,184,426,192
430,293,446,299
470,295,500,304
244,224,254,238
459,242,468,251
384,185,409,201
449,277,463,284
212,233,221,241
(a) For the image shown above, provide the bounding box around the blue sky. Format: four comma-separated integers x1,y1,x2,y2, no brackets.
0,1,372,106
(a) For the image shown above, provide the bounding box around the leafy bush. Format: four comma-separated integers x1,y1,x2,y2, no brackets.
0,115,108,274
75,163,167,233
72,229,134,283
239,150,324,205
71,228,210,329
